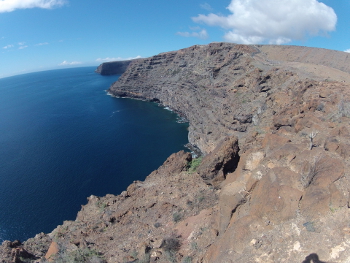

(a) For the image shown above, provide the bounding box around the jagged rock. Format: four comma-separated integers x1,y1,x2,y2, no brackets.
153,150,192,176
11,247,35,263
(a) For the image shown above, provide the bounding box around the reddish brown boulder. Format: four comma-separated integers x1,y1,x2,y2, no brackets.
249,168,302,223
197,136,239,186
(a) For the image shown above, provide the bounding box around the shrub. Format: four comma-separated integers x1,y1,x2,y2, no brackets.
154,222,161,228
183,256,192,263
300,156,328,188
316,103,324,112
172,212,183,223
54,248,105,263
161,237,181,263
187,157,203,173
338,99,350,117
162,237,181,252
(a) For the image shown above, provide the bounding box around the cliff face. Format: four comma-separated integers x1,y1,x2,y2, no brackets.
95,60,135,76
3,43,350,263
108,43,350,154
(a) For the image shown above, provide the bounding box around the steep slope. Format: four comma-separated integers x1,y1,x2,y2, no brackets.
3,42,350,263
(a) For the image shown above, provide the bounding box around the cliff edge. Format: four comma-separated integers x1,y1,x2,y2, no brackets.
3,43,350,263
95,60,135,76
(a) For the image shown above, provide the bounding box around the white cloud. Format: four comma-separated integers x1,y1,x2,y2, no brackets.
345,49,350,53
192,0,337,44
96,56,142,62
35,42,49,46
59,60,82,66
189,26,201,31
3,44,14,49
0,0,66,13
177,29,208,39
18,45,28,49
200,3,213,11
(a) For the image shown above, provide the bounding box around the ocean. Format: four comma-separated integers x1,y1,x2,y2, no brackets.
0,67,189,242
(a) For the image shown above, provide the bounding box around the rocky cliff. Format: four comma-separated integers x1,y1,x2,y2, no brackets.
3,43,350,263
95,60,135,76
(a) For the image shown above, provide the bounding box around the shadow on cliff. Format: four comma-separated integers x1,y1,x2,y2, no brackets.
302,253,326,263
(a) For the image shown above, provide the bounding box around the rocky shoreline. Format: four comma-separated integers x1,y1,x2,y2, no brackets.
2,42,350,262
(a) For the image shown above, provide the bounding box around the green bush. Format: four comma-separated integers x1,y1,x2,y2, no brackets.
187,157,203,173
173,212,183,223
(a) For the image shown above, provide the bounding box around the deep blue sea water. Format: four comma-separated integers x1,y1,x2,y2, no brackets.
0,67,189,242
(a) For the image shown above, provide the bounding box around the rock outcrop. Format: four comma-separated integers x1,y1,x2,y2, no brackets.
3,42,350,263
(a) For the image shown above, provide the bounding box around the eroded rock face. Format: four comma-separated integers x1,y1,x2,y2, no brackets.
3,43,350,262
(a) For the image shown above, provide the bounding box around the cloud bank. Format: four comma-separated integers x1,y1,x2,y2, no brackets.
35,42,49,46
192,0,337,44
200,3,213,11
177,28,208,39
0,0,66,13
345,49,350,53
96,56,142,62
3,44,14,49
59,61,81,66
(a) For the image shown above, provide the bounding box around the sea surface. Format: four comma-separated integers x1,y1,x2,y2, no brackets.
0,67,189,242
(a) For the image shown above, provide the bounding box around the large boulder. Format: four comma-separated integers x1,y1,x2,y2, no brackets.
197,136,240,187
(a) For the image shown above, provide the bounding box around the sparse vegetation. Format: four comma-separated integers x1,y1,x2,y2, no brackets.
187,157,203,173
191,242,198,250
182,256,193,263
96,200,108,213
162,237,181,263
338,99,350,117
300,156,327,188
309,131,318,150
303,221,316,232
19,257,32,263
53,247,105,263
162,237,181,252
136,252,150,263
172,212,183,223
154,222,162,228
316,103,325,112
130,249,138,260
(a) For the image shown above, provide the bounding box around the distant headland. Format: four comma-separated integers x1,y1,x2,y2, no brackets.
95,60,135,75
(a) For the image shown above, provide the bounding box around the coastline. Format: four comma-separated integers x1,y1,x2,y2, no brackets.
3,42,350,262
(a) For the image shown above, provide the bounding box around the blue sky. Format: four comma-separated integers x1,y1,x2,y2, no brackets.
0,0,349,78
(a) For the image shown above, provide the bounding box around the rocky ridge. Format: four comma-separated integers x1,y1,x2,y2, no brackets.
2,42,350,263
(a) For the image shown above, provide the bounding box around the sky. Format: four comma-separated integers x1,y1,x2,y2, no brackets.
0,0,349,78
